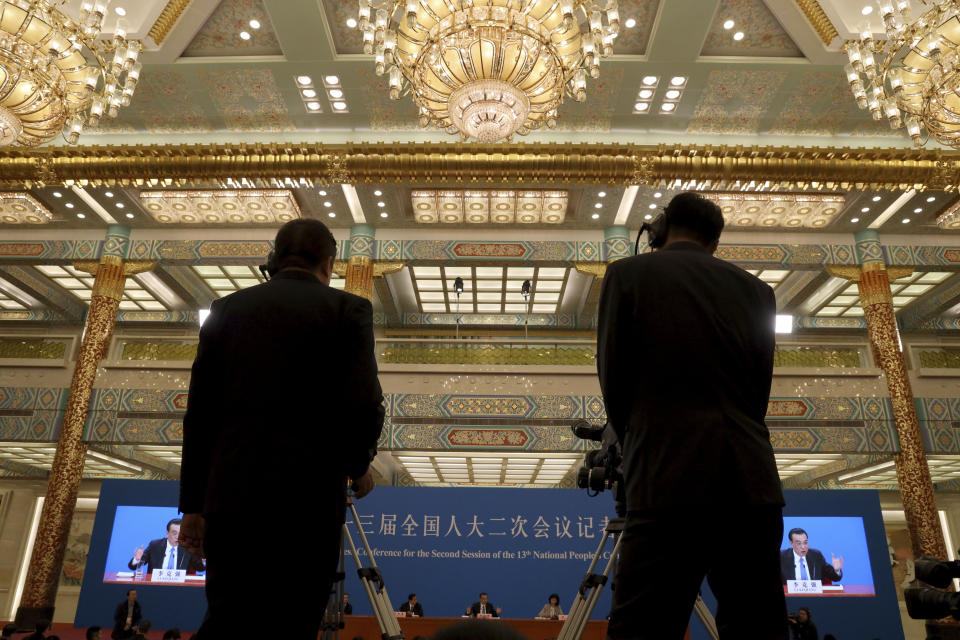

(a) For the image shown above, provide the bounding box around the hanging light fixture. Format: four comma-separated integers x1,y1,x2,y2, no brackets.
356,0,620,143
0,0,142,147
843,0,960,148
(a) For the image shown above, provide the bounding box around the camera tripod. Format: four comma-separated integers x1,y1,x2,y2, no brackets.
556,517,720,640
326,499,405,640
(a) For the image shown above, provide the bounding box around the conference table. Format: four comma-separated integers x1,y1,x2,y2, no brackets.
102,571,206,587
342,615,612,640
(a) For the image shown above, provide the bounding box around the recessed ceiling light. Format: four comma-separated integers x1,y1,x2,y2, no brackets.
374,190,382,196
332,101,347,110
902,218,911,223
723,19,735,29
872,195,881,201
861,5,873,15
239,31,251,40
114,7,126,16
328,212,336,218
76,213,85,219
323,201,332,207
249,19,261,29
591,213,600,219
927,196,936,202
65,202,73,208
669,76,686,86
104,191,113,197
654,192,662,198
297,76,312,86
642,75,658,86
625,18,636,28
377,201,385,207
665,89,681,100
634,102,649,112
318,190,327,196
598,191,606,197
347,18,357,28
329,88,344,98
638,89,653,99
861,207,870,212
306,101,321,111
302,88,317,98
661,102,676,112
850,217,860,223
914,207,922,213
594,203,602,208
644,214,653,220
125,212,134,219
325,75,340,85
53,191,62,197
648,203,657,209
115,202,124,208
380,212,388,218
733,31,745,41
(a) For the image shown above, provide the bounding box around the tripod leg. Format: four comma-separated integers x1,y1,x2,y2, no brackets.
692,596,720,640
343,509,404,640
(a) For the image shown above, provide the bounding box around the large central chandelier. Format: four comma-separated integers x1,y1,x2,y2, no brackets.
844,0,960,148
357,0,620,143
0,0,141,147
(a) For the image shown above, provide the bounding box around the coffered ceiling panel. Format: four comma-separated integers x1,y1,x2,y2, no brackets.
139,190,301,224
411,191,568,225
182,0,282,57
0,193,53,224
709,193,845,228
702,0,803,57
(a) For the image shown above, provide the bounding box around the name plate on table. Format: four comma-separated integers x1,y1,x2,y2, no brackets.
151,569,186,583
477,613,494,619
787,579,823,594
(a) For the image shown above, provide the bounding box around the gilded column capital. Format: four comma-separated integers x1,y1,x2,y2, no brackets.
574,262,607,279
373,261,405,277
825,266,862,282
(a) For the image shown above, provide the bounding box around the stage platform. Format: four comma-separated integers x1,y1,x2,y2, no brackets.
343,615,609,640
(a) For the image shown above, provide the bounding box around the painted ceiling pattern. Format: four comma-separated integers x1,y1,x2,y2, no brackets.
702,0,802,57
182,0,282,57
0,194,52,224
199,69,295,132
687,70,788,134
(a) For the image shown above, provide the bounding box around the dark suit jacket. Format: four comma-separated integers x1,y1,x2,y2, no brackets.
597,242,784,511
399,601,423,616
469,601,498,617
112,601,142,639
780,548,842,584
179,270,384,516
343,602,353,615
127,537,203,573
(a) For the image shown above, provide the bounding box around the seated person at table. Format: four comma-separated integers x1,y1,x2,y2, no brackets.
467,592,501,618
536,594,563,619
342,593,353,615
780,528,843,584
128,518,204,574
399,593,424,617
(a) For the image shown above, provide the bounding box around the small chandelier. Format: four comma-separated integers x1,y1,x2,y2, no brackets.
357,0,620,143
842,0,960,148
0,0,142,147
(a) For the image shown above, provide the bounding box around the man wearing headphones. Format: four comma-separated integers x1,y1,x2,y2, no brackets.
598,193,786,639
178,219,384,639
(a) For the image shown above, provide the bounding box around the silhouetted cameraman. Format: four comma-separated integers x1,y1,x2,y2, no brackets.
178,219,384,639
598,192,786,639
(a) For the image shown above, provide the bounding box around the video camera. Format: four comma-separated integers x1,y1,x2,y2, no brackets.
905,553,960,621
570,419,626,517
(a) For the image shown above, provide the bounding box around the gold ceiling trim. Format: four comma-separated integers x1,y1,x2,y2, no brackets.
4,143,960,190
793,0,838,47
148,0,193,45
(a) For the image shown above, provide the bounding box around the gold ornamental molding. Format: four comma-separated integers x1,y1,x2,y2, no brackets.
6,143,960,190
148,0,193,45
793,0,839,47
575,263,607,279
73,261,157,277
826,266,915,282
333,260,404,277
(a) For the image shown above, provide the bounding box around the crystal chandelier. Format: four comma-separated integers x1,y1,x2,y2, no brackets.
357,0,620,143
0,0,141,147
842,0,960,148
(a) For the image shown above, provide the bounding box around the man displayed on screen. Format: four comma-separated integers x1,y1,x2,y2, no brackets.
467,592,500,618
399,593,423,617
177,219,384,640
781,528,843,584
127,518,203,574
598,192,787,640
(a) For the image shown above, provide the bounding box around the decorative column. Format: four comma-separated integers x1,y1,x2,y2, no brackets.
345,224,375,301
15,226,153,626
829,229,946,560
602,226,632,262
